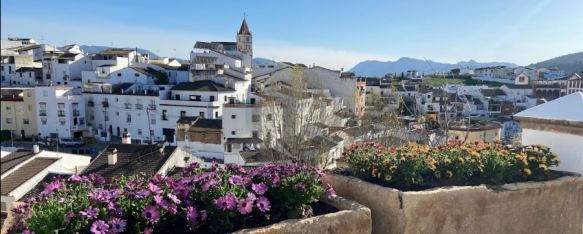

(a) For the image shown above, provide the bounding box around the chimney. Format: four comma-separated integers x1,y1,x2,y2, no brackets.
107,148,118,165
33,144,40,154
121,131,132,144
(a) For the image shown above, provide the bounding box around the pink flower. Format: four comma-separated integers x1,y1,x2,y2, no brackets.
326,184,335,199
110,218,127,233
256,196,271,212
214,194,237,211
90,220,109,234
41,180,61,196
148,183,163,194
228,175,245,185
142,205,160,224
167,193,181,204
80,206,100,220
237,198,254,215
251,183,267,195
186,206,198,224
153,194,164,205
143,227,154,234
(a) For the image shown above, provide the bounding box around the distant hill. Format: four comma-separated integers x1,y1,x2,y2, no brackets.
350,57,517,77
530,52,583,74
78,45,161,59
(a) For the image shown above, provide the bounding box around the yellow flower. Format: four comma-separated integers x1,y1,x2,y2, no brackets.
384,175,392,181
457,157,465,163
443,158,452,164
523,168,532,176
399,157,406,162
434,171,442,178
538,164,548,171
446,170,453,178
471,151,480,158
389,166,397,172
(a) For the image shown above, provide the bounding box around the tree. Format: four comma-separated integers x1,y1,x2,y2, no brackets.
451,68,461,78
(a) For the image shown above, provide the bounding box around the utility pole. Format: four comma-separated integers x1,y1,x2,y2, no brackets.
146,106,153,144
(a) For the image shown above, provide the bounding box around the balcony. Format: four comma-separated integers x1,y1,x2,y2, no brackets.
124,103,132,109
39,110,47,116
135,104,143,110
73,110,80,117
58,110,66,117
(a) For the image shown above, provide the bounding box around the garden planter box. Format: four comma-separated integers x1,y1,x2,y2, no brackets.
326,174,583,234
234,195,372,234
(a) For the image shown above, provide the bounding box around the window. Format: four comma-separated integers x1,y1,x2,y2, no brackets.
175,94,180,100
5,106,10,110
231,131,236,135
210,96,215,101
134,73,140,77
231,115,236,119
162,110,168,120
59,118,66,125
252,131,258,138
138,129,143,135
23,119,30,125
199,112,205,118
117,73,121,77
180,111,186,117
127,114,132,123
41,118,47,125
6,118,13,124
224,96,227,102
189,95,201,101
215,112,219,118
58,103,65,109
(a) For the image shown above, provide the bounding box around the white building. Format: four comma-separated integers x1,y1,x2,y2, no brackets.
515,92,583,174
83,82,161,143
35,86,87,139
567,73,582,95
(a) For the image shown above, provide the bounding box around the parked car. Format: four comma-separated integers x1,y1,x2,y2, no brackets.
59,138,84,147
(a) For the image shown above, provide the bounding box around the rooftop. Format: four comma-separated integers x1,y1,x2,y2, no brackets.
81,144,177,180
1,150,35,176
171,80,235,92
1,157,59,196
515,91,583,122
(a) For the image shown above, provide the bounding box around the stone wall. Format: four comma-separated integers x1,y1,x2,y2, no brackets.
235,195,372,234
326,174,583,234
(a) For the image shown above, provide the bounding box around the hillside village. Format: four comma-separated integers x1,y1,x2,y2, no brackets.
1,19,582,217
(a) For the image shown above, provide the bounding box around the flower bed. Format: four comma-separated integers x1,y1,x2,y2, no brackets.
345,141,561,190
7,163,341,233
327,141,583,234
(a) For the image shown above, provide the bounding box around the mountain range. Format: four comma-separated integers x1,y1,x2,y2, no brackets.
530,52,583,74
77,45,161,59
349,58,517,77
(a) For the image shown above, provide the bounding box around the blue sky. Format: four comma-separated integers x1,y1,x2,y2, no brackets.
2,0,582,69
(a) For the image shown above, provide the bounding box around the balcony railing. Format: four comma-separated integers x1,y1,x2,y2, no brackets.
39,110,47,116
135,104,143,110
58,110,66,117
124,103,132,109
73,110,80,117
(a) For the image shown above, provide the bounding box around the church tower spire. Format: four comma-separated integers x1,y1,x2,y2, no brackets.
237,18,252,55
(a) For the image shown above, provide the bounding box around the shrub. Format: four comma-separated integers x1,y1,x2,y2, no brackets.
345,141,560,190
8,163,333,233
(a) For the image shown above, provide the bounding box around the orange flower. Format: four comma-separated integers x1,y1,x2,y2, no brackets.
523,168,532,176
434,171,442,178
538,164,548,171
457,157,465,163
446,170,453,178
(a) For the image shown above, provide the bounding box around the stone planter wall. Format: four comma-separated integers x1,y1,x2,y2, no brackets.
326,174,583,234
234,195,372,234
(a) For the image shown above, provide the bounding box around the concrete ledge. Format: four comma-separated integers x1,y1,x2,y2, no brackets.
326,174,583,234
234,195,372,234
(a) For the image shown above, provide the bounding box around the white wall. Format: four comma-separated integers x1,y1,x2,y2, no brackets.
522,129,583,174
